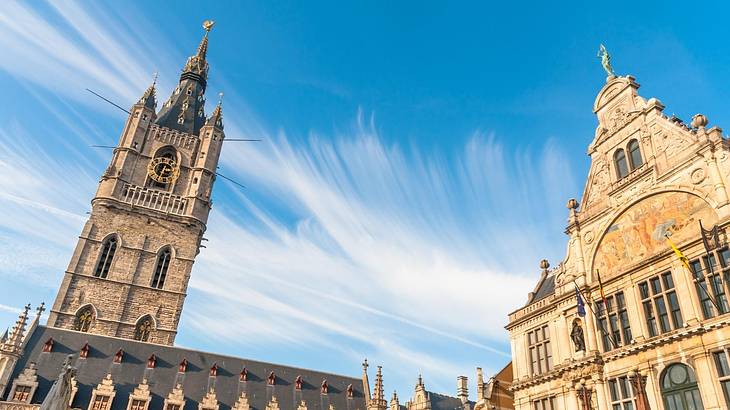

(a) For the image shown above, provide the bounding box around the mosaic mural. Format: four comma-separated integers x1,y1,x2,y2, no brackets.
592,191,717,278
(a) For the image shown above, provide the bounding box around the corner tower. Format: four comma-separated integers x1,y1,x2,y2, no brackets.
47,21,226,345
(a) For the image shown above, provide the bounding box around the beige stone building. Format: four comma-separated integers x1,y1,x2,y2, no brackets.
507,70,730,409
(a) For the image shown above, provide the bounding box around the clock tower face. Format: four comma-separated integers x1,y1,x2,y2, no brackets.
147,156,180,184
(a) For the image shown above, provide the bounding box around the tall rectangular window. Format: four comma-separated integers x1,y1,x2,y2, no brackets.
608,376,635,410
638,272,683,337
595,291,633,351
691,248,730,319
532,396,556,410
714,349,730,406
527,325,552,375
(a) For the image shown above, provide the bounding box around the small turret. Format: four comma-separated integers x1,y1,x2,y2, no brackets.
2,304,30,353
137,74,158,112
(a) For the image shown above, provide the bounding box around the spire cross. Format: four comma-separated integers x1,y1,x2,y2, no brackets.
362,358,369,371
36,302,45,316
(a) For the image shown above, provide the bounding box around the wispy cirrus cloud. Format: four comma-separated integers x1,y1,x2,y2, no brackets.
0,0,578,396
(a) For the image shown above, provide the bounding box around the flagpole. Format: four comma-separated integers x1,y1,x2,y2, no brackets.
572,280,619,350
665,232,721,313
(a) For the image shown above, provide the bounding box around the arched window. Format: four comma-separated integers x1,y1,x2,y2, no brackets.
628,139,643,170
614,149,629,179
75,306,94,332
134,316,154,342
151,247,171,289
94,236,117,278
661,364,704,409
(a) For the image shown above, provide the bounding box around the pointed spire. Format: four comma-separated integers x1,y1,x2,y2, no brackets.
369,366,386,410
182,20,215,81
156,20,214,135
362,358,371,407
3,304,30,352
137,73,157,110
205,92,224,129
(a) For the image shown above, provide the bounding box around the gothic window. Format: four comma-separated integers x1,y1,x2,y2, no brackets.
690,248,730,319
660,364,704,409
627,139,643,170
75,306,95,333
614,148,629,179
151,247,171,289
595,291,632,351
134,316,154,342
608,376,635,409
94,236,117,278
639,272,683,337
527,325,552,375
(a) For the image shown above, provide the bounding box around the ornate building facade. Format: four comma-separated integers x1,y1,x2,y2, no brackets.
507,71,730,409
0,21,508,410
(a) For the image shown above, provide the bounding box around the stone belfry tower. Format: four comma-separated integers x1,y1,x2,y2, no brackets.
47,21,225,345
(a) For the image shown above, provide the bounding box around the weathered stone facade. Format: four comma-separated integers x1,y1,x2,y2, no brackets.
507,73,730,409
46,25,225,346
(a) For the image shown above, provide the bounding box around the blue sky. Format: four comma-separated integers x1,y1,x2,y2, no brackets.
2,0,730,398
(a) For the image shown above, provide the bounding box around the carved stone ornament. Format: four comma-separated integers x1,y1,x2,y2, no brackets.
691,168,706,185
584,231,595,244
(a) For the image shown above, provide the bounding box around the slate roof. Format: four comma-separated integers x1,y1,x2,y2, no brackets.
530,274,555,303
8,326,365,410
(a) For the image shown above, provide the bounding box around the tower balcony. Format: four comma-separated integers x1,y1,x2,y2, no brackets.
121,183,188,215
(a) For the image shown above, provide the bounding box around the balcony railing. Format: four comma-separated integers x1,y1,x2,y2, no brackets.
121,184,187,215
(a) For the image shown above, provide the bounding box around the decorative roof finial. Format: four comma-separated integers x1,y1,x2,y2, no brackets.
36,302,45,317
206,91,224,129
203,20,216,33
597,44,615,78
3,304,31,352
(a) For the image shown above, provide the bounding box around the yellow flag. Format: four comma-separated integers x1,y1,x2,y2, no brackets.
666,235,691,271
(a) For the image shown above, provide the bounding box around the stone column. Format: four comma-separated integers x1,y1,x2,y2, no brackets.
706,150,730,207
592,379,609,410
583,304,599,352
564,385,578,410
557,313,571,364
624,283,644,341
671,259,701,326
693,353,721,409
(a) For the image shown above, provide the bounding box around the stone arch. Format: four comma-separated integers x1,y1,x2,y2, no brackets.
133,314,156,342
590,189,719,281
659,363,704,409
147,145,181,189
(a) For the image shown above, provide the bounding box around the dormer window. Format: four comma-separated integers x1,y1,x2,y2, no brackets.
614,148,629,179
628,139,643,169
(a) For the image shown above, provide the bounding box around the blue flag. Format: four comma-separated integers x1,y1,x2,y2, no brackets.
575,286,586,317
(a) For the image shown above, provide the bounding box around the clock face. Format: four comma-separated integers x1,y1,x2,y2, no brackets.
147,157,180,184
